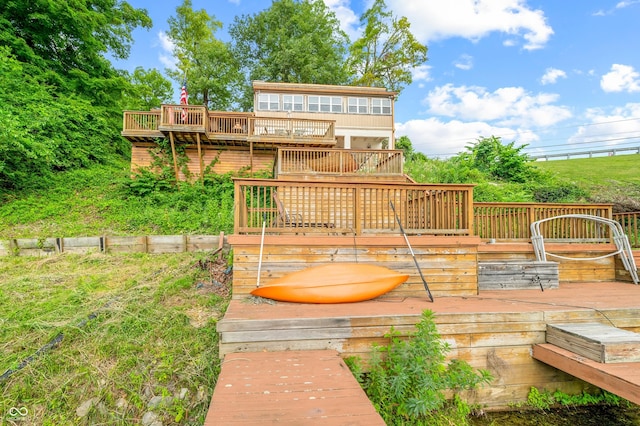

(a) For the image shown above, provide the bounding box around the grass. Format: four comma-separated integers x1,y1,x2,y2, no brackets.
534,154,640,185
0,250,230,424
0,161,236,239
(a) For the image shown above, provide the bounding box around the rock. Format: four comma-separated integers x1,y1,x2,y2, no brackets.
141,411,162,426
115,398,128,411
177,388,188,400
148,395,173,409
76,398,96,418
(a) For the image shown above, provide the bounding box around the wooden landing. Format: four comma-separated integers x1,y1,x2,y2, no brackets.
546,323,640,363
533,343,640,405
204,350,384,425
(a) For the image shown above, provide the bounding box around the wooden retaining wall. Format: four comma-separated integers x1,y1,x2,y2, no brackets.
0,234,226,257
229,235,482,299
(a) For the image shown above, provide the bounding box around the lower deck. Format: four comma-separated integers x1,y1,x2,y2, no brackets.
219,281,640,409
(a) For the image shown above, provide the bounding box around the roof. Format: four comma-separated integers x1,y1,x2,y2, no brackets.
252,81,397,98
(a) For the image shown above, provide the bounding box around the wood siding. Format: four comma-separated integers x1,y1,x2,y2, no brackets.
229,235,481,299
131,145,274,176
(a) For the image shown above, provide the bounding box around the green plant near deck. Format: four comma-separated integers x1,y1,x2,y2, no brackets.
347,310,493,425
526,386,627,410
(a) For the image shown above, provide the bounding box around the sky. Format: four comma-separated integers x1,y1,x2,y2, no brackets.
114,0,640,159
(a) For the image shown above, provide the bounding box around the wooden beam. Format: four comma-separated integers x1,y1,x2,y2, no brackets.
533,343,640,405
197,132,204,183
169,131,179,183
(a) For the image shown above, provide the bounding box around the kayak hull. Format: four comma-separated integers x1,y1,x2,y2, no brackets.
251,263,409,304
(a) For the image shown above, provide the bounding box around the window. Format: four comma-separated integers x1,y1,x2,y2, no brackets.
348,97,368,114
283,95,303,112
258,94,280,111
308,96,320,112
330,97,342,113
371,98,391,115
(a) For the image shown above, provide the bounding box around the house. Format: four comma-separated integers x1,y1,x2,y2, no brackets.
121,81,398,179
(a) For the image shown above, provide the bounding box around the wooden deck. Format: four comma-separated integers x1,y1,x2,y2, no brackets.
205,350,384,425
217,281,640,410
533,344,640,405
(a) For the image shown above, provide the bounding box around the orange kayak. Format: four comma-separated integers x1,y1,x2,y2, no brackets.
251,263,408,304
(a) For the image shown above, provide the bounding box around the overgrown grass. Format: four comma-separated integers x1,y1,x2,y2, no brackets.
0,250,230,424
0,161,236,239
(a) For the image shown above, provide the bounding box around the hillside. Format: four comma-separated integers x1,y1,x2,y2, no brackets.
535,154,640,212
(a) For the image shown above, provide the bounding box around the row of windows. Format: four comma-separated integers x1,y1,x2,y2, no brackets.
257,94,392,115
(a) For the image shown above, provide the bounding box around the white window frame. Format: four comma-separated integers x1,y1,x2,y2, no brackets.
308,95,320,112
283,95,303,112
371,98,391,115
258,93,280,111
348,97,369,114
330,97,342,113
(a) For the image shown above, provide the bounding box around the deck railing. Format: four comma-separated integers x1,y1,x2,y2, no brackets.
613,211,640,248
276,148,404,176
160,104,207,129
474,203,614,241
122,110,161,132
234,179,474,235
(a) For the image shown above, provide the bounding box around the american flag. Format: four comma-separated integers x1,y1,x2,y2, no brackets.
180,83,188,122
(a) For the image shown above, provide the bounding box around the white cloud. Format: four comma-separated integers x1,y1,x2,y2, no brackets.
454,54,473,71
540,68,567,85
323,0,361,40
424,84,572,128
157,31,178,70
569,103,640,147
411,64,432,82
387,0,553,50
594,1,640,16
601,64,640,93
228,0,240,4
396,118,538,157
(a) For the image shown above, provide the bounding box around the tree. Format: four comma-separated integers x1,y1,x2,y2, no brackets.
123,67,173,110
229,0,350,109
0,0,151,104
347,0,427,94
461,136,538,183
167,0,241,109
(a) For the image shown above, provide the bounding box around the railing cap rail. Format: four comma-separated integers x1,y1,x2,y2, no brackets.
233,177,475,189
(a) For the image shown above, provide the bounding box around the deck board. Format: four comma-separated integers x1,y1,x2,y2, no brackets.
205,350,384,425
533,343,640,405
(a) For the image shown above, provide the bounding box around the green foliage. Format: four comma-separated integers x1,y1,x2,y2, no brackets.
349,310,492,425
229,0,350,109
527,387,627,411
123,67,173,110
347,0,428,94
167,0,242,109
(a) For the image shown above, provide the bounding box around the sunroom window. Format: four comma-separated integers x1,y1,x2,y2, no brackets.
258,94,280,111
283,95,303,112
371,98,391,115
348,97,368,114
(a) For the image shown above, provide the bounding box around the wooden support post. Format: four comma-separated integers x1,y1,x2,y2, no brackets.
250,141,254,177
197,132,204,183
169,131,179,183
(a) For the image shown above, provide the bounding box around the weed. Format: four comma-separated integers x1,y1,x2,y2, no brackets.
348,310,492,425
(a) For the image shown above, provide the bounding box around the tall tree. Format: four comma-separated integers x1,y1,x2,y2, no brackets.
167,0,241,109
123,67,173,110
0,0,151,104
229,0,350,109
347,0,427,94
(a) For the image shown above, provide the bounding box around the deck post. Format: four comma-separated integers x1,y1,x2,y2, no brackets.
169,131,179,183
197,132,204,183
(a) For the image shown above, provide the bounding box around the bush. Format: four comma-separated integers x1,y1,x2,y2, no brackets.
347,310,492,425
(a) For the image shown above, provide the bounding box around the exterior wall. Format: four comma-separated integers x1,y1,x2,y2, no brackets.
131,145,275,177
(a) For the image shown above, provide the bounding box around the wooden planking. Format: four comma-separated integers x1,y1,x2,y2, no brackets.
205,350,385,425
478,261,559,290
533,343,640,405
546,323,640,363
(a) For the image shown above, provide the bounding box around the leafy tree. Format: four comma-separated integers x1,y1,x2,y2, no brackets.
347,0,427,94
167,0,241,109
0,0,151,104
460,136,540,183
123,67,173,110
229,0,350,109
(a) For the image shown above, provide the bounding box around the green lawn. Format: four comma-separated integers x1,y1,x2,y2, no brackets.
535,154,640,185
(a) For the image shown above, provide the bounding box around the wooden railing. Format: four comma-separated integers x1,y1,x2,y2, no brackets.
474,203,613,241
614,211,640,248
160,104,207,129
276,148,404,176
123,106,336,144
234,179,474,235
122,110,161,132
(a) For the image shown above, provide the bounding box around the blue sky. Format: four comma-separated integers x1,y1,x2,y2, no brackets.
115,0,640,159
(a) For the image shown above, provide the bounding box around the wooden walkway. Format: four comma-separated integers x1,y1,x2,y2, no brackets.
533,343,640,404
204,350,385,425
